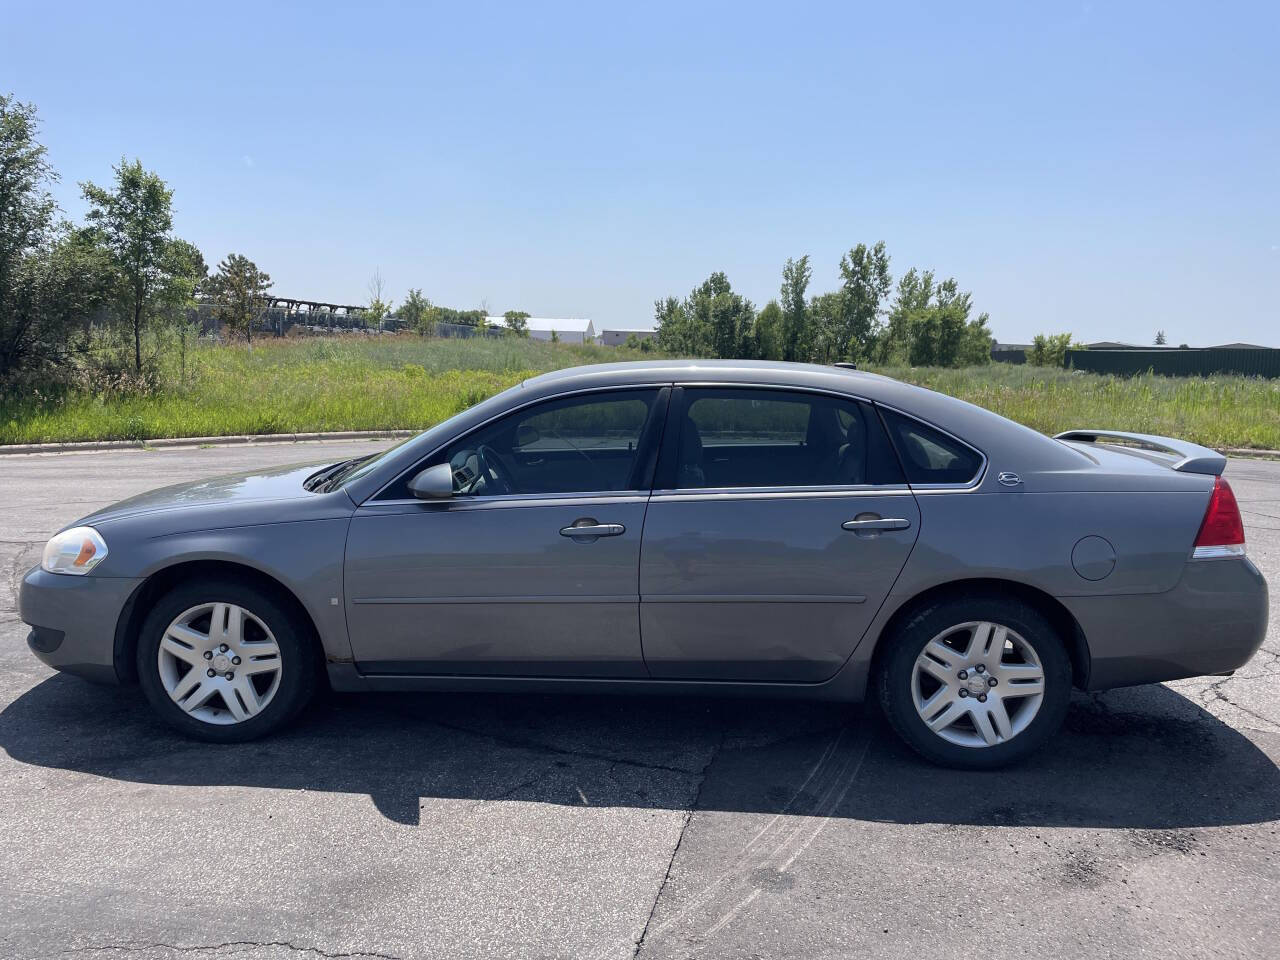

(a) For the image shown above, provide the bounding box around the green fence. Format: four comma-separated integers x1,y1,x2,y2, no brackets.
1065,348,1280,378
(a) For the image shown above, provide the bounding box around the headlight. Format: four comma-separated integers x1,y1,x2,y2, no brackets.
41,526,109,576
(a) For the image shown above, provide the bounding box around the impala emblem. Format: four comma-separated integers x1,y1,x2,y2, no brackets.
998,472,1022,486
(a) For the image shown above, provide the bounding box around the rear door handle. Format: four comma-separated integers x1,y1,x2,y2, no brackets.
841,518,912,531
560,520,626,541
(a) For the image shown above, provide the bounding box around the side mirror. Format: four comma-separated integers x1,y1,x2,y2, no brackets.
408,463,454,500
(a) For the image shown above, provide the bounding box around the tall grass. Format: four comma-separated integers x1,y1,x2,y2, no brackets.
884,364,1280,450
2,337,1276,448
0,336,651,444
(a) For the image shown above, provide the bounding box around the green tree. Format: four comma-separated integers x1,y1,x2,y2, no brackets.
205,254,272,347
399,288,432,333
807,291,843,363
779,256,812,361
1028,332,1074,367
365,270,393,331
1155,329,1167,345
835,241,892,362
81,158,200,373
654,273,755,358
0,96,95,383
503,310,531,337
958,311,994,365
654,295,696,354
752,299,784,360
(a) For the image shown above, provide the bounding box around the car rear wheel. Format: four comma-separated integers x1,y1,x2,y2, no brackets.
877,595,1071,769
136,579,318,742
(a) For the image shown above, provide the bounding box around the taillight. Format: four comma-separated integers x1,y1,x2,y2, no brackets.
1192,476,1246,559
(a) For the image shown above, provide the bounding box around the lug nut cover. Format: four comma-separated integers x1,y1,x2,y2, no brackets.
978,694,987,703
206,668,215,677
988,677,998,687
203,651,213,660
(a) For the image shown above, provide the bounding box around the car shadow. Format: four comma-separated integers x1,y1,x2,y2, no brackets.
1,674,1276,830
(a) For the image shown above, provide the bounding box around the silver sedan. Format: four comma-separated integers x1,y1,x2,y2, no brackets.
19,361,1268,768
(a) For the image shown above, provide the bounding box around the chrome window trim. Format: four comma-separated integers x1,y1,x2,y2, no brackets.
872,400,988,492
649,484,914,503
365,379,989,502
358,491,651,512
365,383,671,504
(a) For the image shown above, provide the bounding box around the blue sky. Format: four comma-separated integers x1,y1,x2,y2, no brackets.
5,1,1277,343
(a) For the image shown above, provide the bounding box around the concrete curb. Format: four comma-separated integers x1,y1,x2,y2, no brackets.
0,429,417,456
1,430,1277,460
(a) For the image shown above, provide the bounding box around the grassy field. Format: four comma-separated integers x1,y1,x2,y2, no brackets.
2,335,1277,449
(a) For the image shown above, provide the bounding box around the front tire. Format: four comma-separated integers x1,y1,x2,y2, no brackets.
877,595,1071,769
136,579,318,743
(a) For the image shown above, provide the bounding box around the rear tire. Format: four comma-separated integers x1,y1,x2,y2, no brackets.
136,579,318,743
877,594,1071,769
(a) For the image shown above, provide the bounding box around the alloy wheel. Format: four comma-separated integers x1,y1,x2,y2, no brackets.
910,620,1046,748
156,602,284,725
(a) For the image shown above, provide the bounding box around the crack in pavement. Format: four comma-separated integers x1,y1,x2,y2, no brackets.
1189,674,1280,733
630,731,724,959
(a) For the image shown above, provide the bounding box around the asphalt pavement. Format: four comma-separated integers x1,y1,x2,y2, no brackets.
1,440,1277,960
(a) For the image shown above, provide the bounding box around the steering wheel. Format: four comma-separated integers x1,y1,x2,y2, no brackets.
475,443,518,495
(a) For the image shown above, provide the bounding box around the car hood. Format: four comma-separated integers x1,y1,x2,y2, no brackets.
77,461,336,527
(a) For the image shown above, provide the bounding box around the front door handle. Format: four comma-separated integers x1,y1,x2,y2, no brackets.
841,517,912,532
560,519,626,541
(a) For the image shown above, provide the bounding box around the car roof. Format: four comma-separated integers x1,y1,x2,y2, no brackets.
521,359,892,393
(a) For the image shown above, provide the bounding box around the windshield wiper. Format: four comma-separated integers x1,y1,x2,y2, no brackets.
304,459,356,492
318,454,377,492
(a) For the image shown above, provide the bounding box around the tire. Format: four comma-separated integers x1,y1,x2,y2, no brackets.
876,594,1071,769
136,578,318,743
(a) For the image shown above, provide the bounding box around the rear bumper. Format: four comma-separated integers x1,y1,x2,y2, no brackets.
1060,557,1269,690
18,566,142,684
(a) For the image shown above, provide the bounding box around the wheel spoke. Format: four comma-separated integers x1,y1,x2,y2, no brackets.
961,622,991,660
921,639,959,672
994,662,1044,692
915,652,953,685
169,666,204,701
925,698,967,733
160,632,204,666
918,684,957,717
986,696,1013,741
972,705,1002,745
224,677,259,721
179,680,220,714
216,603,244,647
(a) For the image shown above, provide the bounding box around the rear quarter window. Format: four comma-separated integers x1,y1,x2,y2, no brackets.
879,408,984,486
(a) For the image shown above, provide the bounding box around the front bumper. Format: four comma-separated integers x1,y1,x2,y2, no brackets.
1061,556,1269,690
18,566,143,684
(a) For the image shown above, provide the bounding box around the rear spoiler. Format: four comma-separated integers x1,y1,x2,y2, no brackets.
1053,430,1226,476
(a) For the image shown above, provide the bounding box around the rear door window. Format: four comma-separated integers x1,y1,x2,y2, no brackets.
671,388,905,489
878,408,984,485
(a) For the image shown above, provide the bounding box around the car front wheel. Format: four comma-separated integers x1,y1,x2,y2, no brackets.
136,579,318,742
877,595,1072,768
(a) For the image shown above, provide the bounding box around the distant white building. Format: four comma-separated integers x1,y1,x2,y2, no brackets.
488,316,595,344
600,329,657,347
